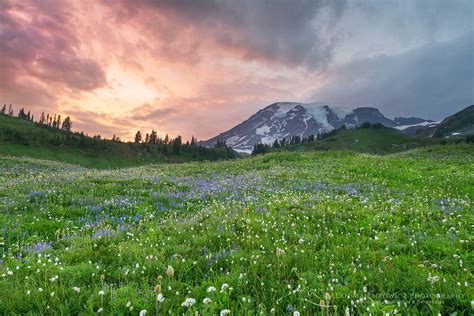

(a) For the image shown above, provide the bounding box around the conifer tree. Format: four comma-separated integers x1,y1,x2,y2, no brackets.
1,104,6,114
39,112,45,124
272,139,280,149
61,116,72,132
134,131,142,143
172,135,182,154
149,130,158,144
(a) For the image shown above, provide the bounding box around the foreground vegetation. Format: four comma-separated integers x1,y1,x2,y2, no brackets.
0,145,473,314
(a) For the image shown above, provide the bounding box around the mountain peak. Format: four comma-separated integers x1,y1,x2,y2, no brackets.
200,101,432,153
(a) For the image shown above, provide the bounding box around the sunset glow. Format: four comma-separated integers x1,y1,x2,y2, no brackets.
1,0,473,140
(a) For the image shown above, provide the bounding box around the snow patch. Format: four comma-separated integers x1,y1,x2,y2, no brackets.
394,120,440,130
260,135,276,145
303,103,332,131
256,125,271,135
271,102,300,119
225,135,240,146
331,106,354,119
235,148,253,154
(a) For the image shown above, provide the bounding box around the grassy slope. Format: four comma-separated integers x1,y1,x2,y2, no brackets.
432,105,474,137
0,144,472,314
277,127,438,155
416,105,474,138
0,115,231,168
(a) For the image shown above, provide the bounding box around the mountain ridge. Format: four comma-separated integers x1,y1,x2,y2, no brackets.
417,105,474,138
201,102,434,153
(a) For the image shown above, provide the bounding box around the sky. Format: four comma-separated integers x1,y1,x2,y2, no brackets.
1,0,473,141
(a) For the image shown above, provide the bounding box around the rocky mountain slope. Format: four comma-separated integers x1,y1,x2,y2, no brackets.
201,102,433,153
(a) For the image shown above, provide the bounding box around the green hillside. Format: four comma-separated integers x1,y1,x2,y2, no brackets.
431,105,474,137
415,105,474,138
0,114,236,168
274,126,439,155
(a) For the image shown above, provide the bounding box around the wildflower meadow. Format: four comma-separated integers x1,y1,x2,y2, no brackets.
0,145,472,314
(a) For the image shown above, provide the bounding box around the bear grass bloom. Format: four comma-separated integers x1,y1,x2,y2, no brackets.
166,265,174,278
157,293,165,302
181,298,196,307
207,286,216,292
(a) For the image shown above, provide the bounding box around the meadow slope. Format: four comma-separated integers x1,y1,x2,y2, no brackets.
0,145,473,314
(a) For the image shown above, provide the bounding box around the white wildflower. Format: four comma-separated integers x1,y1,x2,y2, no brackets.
157,293,165,302
220,283,229,292
207,286,216,292
181,298,196,307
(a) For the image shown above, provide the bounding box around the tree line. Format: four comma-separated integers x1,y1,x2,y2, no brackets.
252,123,384,155
2,104,72,132
1,104,237,160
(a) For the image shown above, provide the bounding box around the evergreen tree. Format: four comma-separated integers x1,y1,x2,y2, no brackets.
145,133,149,143
149,130,158,144
8,104,13,116
272,139,280,149
1,104,6,114
134,131,142,143
252,143,271,155
61,116,72,132
18,108,29,120
215,138,227,148
164,134,169,145
39,112,45,124
172,135,182,154
191,136,197,146
56,115,61,129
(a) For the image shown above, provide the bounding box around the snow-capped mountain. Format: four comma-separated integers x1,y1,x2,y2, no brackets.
201,102,433,153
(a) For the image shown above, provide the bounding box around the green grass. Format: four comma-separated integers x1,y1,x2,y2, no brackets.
0,144,472,314
277,127,439,155
0,114,235,168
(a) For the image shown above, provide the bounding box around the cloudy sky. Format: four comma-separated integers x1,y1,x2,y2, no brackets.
1,0,473,140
